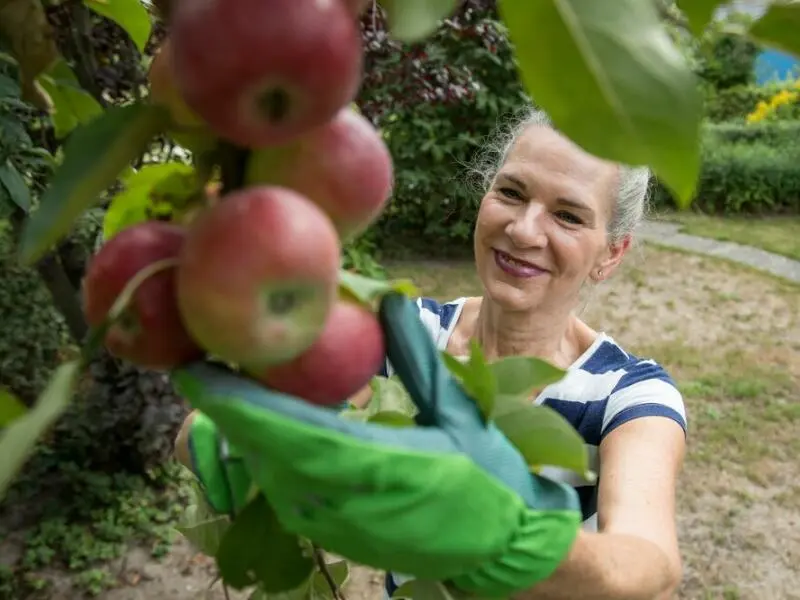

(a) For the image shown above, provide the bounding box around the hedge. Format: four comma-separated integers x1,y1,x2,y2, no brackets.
703,82,800,122
653,120,800,215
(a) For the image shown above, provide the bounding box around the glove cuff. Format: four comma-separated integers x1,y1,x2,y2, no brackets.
448,506,581,597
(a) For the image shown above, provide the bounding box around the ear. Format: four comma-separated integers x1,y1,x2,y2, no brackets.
590,235,631,283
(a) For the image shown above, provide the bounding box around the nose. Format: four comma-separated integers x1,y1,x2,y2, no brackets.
505,203,548,249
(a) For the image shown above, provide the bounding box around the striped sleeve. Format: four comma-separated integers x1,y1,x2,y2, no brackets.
601,359,687,439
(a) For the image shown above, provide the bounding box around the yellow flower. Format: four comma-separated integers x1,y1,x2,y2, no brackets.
745,81,800,124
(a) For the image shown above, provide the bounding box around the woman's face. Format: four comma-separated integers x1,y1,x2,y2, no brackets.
474,124,628,313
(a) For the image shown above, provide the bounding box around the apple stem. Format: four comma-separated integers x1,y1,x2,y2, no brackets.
313,545,348,600
79,257,181,366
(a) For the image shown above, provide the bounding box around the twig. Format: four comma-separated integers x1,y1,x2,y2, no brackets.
222,583,231,600
313,545,348,600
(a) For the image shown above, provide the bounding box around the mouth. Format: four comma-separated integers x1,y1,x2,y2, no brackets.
492,249,548,278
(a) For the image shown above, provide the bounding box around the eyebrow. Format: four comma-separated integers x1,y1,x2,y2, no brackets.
496,173,593,212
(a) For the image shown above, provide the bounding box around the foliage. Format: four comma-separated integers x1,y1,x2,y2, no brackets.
654,123,800,214
358,3,527,253
693,13,760,91
704,81,800,122
0,221,74,405
0,0,798,598
704,119,800,146
746,78,800,123
0,461,190,597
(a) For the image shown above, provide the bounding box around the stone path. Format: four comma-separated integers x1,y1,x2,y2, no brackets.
639,220,800,284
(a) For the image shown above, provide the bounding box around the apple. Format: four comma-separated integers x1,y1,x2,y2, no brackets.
245,107,393,240
148,38,217,156
176,185,342,370
82,221,203,370
344,0,371,17
252,300,385,406
169,0,364,148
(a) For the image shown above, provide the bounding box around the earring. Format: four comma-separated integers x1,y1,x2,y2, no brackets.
596,269,603,279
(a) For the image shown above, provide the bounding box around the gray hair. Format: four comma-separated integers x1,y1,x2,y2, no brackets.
470,107,651,243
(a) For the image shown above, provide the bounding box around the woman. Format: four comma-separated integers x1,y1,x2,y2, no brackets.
173,107,688,600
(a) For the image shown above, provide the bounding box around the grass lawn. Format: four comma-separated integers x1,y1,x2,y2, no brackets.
657,211,800,261
385,246,800,600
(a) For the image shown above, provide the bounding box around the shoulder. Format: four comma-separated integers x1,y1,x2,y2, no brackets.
414,297,467,339
541,335,687,446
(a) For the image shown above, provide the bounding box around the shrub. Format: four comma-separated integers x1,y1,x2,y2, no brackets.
0,221,74,405
704,82,800,122
360,13,529,256
653,127,800,215
694,20,759,91
703,119,800,146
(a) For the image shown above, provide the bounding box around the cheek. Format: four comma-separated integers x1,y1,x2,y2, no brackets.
475,198,507,237
550,229,604,275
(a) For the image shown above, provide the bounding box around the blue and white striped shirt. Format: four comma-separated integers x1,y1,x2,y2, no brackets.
381,297,688,596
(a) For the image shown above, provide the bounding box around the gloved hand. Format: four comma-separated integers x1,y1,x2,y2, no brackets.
173,292,582,597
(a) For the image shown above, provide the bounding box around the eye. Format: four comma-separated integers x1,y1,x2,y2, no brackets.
498,187,523,201
555,210,583,225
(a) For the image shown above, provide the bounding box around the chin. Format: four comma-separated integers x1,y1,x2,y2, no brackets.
483,278,544,313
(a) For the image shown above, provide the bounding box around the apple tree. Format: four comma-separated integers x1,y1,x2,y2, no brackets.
1,0,798,599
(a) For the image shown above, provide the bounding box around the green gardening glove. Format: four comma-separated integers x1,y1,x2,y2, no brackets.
174,293,582,597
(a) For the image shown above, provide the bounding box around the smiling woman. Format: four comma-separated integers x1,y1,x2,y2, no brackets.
172,106,689,600
373,108,689,599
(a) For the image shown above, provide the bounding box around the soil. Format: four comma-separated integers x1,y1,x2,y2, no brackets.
3,245,799,600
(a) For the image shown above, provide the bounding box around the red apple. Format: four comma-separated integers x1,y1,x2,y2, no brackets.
176,185,341,370
169,0,364,148
245,107,393,240
253,300,385,406
343,0,370,17
148,38,217,156
82,221,203,370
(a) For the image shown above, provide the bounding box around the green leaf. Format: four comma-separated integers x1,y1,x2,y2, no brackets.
0,73,20,98
0,113,32,151
84,0,153,53
18,102,169,265
392,580,459,600
0,388,27,427
310,560,349,599
378,0,459,42
675,0,723,37
216,494,314,592
176,513,230,557
175,480,231,556
0,361,81,499
492,396,590,479
338,269,418,308
440,342,496,421
368,376,418,418
489,355,566,404
0,159,31,212
102,161,197,240
748,2,800,58
367,411,417,427
499,0,703,207
37,59,104,139
176,470,232,557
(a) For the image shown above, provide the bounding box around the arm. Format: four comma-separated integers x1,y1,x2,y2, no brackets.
514,416,686,600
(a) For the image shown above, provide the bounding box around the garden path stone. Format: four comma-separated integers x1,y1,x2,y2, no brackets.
639,220,800,284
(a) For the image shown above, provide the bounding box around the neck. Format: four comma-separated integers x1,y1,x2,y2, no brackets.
473,298,576,367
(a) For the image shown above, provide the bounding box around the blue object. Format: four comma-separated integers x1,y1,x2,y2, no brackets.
755,49,800,85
